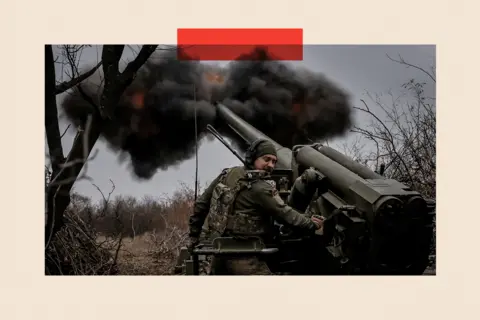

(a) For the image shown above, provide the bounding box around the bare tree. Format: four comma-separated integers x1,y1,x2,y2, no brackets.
44,44,158,248
342,54,436,263
347,54,436,199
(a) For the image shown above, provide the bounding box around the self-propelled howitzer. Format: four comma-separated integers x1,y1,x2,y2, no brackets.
176,102,435,275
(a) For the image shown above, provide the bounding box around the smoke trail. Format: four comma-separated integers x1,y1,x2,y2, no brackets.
213,47,353,150
60,47,353,179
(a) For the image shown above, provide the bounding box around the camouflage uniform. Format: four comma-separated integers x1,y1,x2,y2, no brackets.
188,140,318,275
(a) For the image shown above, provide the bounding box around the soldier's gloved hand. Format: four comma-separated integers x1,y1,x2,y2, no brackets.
187,237,199,254
311,215,325,230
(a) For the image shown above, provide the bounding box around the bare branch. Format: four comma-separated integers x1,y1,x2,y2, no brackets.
386,53,436,83
60,124,71,138
100,45,158,119
91,179,116,216
122,45,158,78
55,61,102,94
348,69,435,199
354,99,415,185
45,45,66,174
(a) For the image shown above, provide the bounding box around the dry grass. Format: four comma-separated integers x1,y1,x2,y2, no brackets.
96,228,188,275
45,209,120,275
45,182,196,275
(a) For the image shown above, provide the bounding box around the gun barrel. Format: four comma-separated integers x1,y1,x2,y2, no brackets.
314,145,383,179
215,102,293,169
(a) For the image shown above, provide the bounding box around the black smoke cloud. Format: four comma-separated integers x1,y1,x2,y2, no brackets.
60,47,353,179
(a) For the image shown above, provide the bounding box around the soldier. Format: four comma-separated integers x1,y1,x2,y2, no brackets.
187,138,324,275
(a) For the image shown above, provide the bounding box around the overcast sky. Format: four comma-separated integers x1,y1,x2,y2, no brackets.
48,45,435,203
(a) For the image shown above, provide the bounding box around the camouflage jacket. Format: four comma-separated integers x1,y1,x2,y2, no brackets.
188,166,317,241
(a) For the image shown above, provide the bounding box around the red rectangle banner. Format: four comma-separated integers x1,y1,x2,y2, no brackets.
177,28,303,61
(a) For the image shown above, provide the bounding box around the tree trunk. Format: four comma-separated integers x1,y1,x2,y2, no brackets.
45,45,65,175
44,45,103,245
44,44,158,247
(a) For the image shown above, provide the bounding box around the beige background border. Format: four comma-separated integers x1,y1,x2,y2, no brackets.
3,0,478,318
